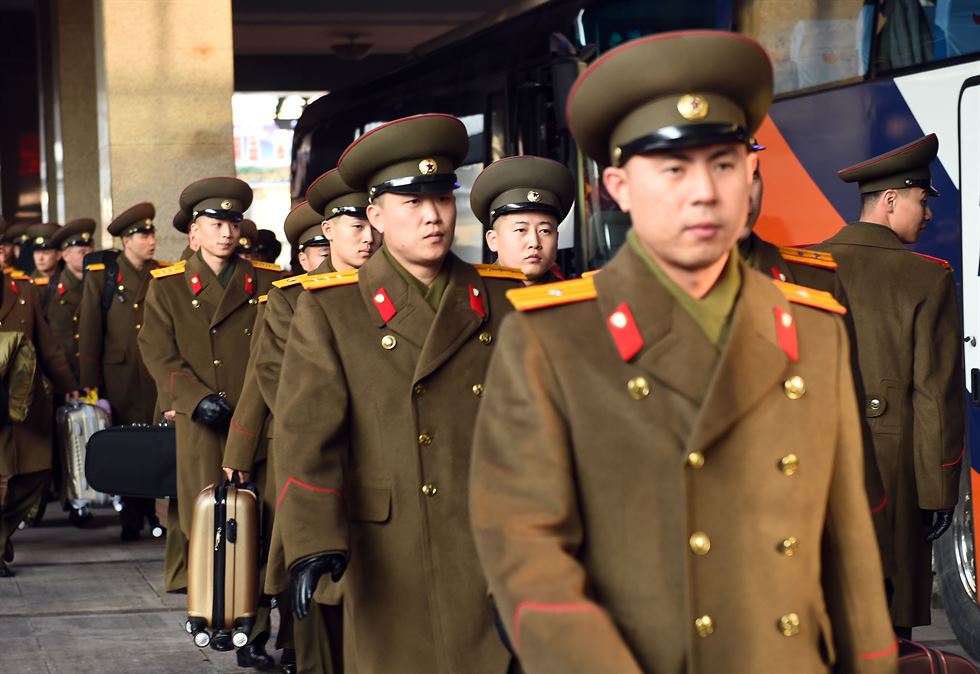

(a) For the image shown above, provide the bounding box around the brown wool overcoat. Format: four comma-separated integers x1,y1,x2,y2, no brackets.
0,273,78,475
813,222,964,628
470,245,898,674
42,270,84,380
138,254,278,534
274,252,518,674
78,255,163,424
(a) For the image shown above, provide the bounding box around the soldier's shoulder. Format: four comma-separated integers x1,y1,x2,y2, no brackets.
301,269,359,291
258,294,269,304
154,260,176,268
911,251,953,273
507,276,597,312
249,260,283,275
85,262,106,273
778,245,837,270
32,276,50,286
272,272,310,289
472,263,526,283
773,280,846,315
150,260,186,279
8,270,31,282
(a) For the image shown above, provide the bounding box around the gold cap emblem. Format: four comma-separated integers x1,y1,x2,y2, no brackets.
81,232,91,241
677,94,709,121
239,237,250,247
220,200,233,210
612,147,623,165
34,236,44,245
418,158,438,175
527,190,541,203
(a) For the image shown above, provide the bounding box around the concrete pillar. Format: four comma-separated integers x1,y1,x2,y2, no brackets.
89,0,236,258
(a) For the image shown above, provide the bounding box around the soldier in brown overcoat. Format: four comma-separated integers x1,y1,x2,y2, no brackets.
470,31,897,674
812,134,964,632
274,115,520,674
0,270,79,576
137,178,279,629
45,219,95,382
225,176,378,672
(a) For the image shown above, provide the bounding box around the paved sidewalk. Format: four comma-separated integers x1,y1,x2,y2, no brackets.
0,506,281,674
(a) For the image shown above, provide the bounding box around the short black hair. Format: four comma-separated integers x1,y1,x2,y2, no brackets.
861,190,883,211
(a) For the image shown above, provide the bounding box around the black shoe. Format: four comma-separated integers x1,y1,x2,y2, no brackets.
237,642,275,668
279,649,296,674
0,561,14,578
210,631,235,652
166,587,188,595
3,539,12,563
69,508,93,528
120,527,141,542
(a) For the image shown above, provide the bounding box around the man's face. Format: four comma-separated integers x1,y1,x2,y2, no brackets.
890,187,932,244
123,231,157,265
603,142,756,273
367,192,456,269
485,211,558,282
33,248,60,274
192,216,240,260
740,163,765,241
324,214,381,271
0,244,12,267
62,244,93,276
298,245,330,272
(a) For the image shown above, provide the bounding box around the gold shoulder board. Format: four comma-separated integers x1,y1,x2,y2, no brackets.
151,260,186,279
507,277,597,311
250,260,282,272
473,263,526,281
33,276,50,286
773,280,846,315
272,273,310,289
156,260,174,268
85,262,106,272
258,294,268,304
9,271,30,281
302,269,359,291
778,246,837,270
913,251,953,271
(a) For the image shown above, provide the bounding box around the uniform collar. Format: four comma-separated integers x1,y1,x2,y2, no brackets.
381,245,449,311
827,221,906,250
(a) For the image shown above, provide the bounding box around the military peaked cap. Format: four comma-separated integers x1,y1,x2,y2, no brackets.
338,114,469,199
306,168,369,218
284,202,328,250
568,31,773,166
178,176,252,223
108,202,156,237
28,223,60,250
238,219,258,251
253,229,282,260
51,218,96,249
173,210,191,234
5,223,28,245
837,134,940,196
471,156,575,228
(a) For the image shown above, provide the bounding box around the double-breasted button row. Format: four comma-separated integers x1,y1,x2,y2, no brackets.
694,613,802,638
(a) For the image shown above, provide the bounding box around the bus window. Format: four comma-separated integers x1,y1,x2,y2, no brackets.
580,0,717,54
872,0,980,71
737,0,871,94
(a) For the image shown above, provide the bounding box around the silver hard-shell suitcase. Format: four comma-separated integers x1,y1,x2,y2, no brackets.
56,400,112,506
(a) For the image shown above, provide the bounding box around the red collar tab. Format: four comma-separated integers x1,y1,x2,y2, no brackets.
372,287,397,322
9,279,17,295
190,273,204,296
116,271,123,285
774,306,799,362
244,273,254,296
771,267,786,282
57,282,66,297
469,284,486,319
606,303,643,361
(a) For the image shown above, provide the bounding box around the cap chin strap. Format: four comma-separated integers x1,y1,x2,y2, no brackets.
192,208,244,223
902,177,940,197
616,123,750,166
298,235,329,251
369,173,459,200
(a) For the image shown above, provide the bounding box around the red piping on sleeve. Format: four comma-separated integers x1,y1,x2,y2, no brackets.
870,493,888,514
861,640,898,660
230,419,256,438
276,476,342,510
942,448,964,468
513,601,601,653
167,370,193,397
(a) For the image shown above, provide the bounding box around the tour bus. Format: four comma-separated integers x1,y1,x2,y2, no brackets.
291,0,980,655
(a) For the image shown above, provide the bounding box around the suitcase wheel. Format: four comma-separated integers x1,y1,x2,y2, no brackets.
232,630,249,648
192,630,211,648
151,524,165,538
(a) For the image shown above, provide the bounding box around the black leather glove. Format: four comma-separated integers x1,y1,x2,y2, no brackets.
290,553,347,620
925,509,954,543
191,394,233,429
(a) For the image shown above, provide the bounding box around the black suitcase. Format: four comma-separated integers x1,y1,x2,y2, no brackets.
85,424,178,499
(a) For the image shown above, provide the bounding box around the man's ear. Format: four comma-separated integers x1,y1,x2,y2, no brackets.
485,227,498,253
603,166,631,213
884,189,898,212
321,219,334,242
367,201,385,234
746,150,759,185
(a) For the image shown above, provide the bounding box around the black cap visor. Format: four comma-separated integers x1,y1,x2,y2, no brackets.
617,123,751,166
193,208,244,223
370,173,459,200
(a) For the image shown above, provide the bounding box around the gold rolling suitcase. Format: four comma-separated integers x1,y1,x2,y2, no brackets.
185,480,260,649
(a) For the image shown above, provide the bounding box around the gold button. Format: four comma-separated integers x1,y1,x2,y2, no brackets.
72,315,77,322
689,532,711,556
133,303,140,310
778,537,799,557
778,454,799,476
627,376,650,400
418,433,432,446
381,335,397,350
191,299,200,308
59,300,65,305
478,332,492,345
135,323,141,330
778,613,801,637
421,483,437,497
73,333,79,340
18,299,25,305
249,298,257,305
694,615,714,637
472,384,484,397
213,359,222,367
413,384,426,396
244,328,251,336
687,452,705,470
783,376,806,400
117,284,125,292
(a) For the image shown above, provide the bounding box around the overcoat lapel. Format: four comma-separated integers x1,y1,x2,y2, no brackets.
594,246,718,405
211,260,251,328
358,252,435,351
686,266,789,456
414,256,484,382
